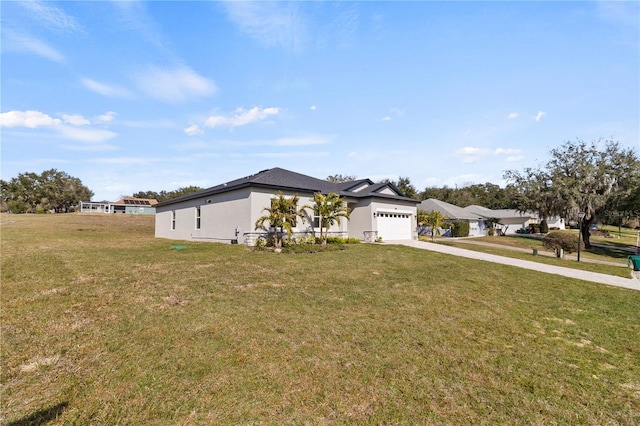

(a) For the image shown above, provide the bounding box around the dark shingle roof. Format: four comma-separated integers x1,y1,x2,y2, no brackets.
155,167,418,207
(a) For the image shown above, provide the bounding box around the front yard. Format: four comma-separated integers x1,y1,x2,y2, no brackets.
2,214,639,424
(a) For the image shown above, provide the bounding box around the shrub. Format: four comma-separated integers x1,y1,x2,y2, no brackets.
325,237,345,245
540,219,549,234
542,232,578,255
488,228,495,236
325,237,361,245
451,221,469,237
254,237,266,251
7,200,28,214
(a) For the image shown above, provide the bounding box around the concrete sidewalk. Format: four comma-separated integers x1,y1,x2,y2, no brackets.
387,240,640,291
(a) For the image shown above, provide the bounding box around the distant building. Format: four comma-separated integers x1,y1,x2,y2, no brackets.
79,197,158,215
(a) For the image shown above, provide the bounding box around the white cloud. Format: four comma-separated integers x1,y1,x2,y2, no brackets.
82,78,132,98
19,1,81,33
455,146,487,156
390,107,405,116
382,116,391,121
2,30,65,63
94,111,117,124
184,124,204,136
56,125,117,143
535,111,546,122
453,146,490,164
507,112,519,119
204,106,280,129
0,110,117,144
134,65,217,103
0,110,61,128
110,0,164,49
494,148,522,155
310,105,317,111
61,114,90,126
224,2,306,51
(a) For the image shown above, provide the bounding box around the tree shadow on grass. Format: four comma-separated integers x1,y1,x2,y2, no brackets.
6,402,69,426
588,246,635,260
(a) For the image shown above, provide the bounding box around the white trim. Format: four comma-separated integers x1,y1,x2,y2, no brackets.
376,209,413,215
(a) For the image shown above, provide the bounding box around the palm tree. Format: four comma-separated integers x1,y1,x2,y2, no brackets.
303,192,350,245
423,210,448,241
255,192,305,251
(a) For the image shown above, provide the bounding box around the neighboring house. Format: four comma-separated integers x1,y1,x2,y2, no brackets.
417,199,487,236
463,205,565,234
79,197,158,215
154,167,419,244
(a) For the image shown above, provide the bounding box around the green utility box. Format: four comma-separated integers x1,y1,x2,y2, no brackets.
628,255,640,271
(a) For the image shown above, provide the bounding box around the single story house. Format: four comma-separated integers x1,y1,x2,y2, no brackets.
417,200,565,236
79,197,158,215
463,205,565,234
154,167,419,244
417,198,487,236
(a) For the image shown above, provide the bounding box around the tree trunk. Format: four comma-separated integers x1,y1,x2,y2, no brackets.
581,219,592,249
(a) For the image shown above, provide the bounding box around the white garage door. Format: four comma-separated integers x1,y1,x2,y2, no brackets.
376,212,413,240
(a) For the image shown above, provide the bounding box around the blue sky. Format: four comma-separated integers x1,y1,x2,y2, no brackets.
1,1,638,201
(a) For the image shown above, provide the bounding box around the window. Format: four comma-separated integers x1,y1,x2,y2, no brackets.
195,206,201,229
171,211,176,230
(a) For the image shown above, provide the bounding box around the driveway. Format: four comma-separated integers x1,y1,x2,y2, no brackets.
388,240,640,291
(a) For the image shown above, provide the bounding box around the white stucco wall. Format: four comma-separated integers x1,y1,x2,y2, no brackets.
347,199,373,241
156,188,352,244
155,188,253,243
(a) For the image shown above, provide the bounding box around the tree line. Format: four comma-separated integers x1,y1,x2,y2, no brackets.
328,174,520,209
332,138,639,249
1,169,93,213
132,187,203,203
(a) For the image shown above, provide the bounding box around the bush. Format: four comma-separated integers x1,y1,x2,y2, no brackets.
542,232,578,255
540,219,549,234
326,237,360,245
7,200,28,214
487,228,495,236
451,221,469,237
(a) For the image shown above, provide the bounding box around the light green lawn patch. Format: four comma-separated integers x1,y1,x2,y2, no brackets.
2,214,639,424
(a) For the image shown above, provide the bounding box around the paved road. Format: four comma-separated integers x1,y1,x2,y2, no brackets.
387,240,640,291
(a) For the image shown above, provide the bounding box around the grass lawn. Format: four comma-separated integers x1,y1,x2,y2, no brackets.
432,238,633,278
455,233,636,261
2,214,639,424
590,225,640,248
